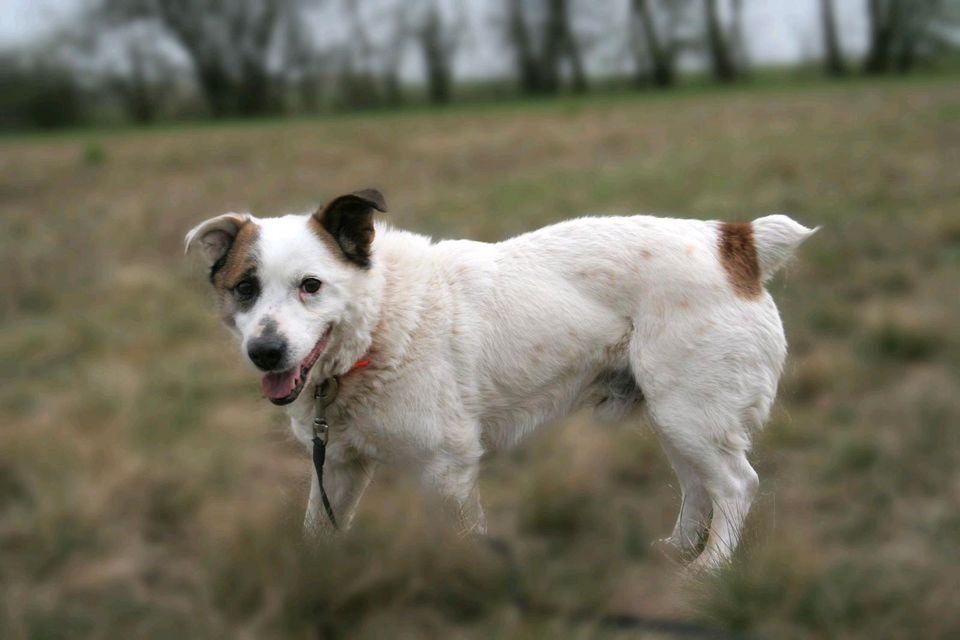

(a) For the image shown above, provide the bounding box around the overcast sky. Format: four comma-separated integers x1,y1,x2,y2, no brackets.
1,0,871,77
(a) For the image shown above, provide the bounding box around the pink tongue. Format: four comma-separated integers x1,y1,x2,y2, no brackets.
261,367,299,400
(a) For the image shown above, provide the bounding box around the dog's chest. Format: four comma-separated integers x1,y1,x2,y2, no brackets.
287,391,434,464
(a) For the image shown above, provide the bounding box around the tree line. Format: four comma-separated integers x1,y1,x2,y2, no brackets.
1,0,957,130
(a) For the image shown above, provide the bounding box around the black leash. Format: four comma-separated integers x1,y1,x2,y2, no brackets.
312,379,340,530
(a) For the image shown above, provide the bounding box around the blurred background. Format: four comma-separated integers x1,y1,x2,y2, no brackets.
2,1,959,638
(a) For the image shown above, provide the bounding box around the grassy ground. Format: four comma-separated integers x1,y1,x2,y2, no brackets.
2,75,959,639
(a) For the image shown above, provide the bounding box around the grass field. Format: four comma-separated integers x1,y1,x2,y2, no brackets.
2,75,959,639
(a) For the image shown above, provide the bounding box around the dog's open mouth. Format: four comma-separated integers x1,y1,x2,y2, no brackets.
261,326,332,406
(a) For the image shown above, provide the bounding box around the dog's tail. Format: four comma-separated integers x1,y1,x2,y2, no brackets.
752,214,817,281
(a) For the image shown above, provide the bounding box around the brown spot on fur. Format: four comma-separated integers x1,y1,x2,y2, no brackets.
212,222,259,290
641,249,652,260
534,344,545,353
685,244,695,256
718,221,761,298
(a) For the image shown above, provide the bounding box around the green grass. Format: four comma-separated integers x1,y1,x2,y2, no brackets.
1,74,959,639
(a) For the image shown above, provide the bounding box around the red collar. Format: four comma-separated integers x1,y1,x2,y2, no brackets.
347,357,370,375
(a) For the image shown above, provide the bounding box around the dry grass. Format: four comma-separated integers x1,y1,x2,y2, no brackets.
2,76,959,639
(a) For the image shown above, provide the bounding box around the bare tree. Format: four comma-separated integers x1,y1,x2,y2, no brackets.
501,0,588,94
416,2,464,104
505,0,544,93
377,2,411,106
541,0,587,93
894,0,958,72
632,0,671,87
729,0,749,71
630,0,696,88
334,0,414,108
863,0,958,73
280,10,324,112
864,0,902,73
100,0,312,117
109,41,167,123
703,0,738,82
819,0,847,75
103,24,179,123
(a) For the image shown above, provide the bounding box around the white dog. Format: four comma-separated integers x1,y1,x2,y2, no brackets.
185,189,814,569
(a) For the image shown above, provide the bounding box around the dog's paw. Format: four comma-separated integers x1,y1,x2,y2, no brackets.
652,536,704,566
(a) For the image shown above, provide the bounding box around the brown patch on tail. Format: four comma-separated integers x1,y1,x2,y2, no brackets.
718,222,761,299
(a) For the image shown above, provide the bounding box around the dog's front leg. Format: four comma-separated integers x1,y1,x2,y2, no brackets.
422,455,486,535
304,456,377,538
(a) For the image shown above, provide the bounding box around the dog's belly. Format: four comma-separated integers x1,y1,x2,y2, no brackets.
476,365,643,451
477,368,596,450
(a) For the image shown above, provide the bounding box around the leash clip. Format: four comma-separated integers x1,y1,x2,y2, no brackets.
312,416,329,444
314,377,339,405
311,377,339,443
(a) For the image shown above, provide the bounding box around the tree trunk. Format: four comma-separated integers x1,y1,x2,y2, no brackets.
562,0,588,93
420,6,452,104
633,0,674,88
237,62,274,116
820,0,847,75
507,0,542,94
729,0,748,72
864,0,903,74
540,0,564,93
566,36,588,93
704,0,737,82
194,63,236,118
541,0,587,93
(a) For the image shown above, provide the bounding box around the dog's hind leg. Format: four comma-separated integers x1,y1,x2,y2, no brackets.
632,314,779,569
645,392,760,570
692,449,758,570
652,433,713,558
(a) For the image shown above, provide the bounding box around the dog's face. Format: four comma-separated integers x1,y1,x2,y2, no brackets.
185,189,386,405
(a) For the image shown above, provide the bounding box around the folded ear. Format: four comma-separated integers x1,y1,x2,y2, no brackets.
312,189,387,268
184,213,250,264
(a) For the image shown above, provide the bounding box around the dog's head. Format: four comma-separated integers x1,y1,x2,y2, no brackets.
185,189,387,406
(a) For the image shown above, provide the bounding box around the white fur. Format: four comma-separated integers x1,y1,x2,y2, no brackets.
188,211,814,569
752,214,818,280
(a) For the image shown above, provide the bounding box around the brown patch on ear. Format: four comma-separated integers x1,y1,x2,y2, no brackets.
718,222,761,298
310,189,387,268
308,217,352,266
211,221,259,290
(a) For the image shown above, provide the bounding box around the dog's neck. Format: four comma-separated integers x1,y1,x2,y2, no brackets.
361,228,435,372
285,226,434,424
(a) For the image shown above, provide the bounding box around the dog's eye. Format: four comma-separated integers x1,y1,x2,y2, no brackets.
300,278,322,295
234,279,258,299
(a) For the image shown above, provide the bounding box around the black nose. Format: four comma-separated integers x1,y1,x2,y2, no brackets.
247,336,287,371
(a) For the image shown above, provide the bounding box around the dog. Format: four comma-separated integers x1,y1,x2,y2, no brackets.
185,189,814,569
